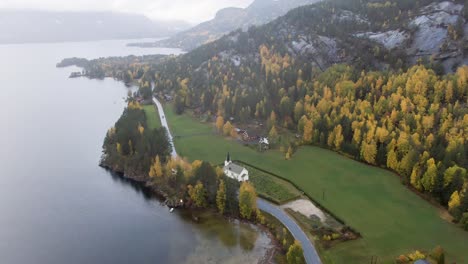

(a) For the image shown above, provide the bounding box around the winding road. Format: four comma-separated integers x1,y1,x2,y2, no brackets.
152,97,322,264
257,199,322,264
152,97,177,157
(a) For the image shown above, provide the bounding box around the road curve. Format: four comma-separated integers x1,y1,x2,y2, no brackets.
153,96,321,263
152,97,177,158
257,199,322,264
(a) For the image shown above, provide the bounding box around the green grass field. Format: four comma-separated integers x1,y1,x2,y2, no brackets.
163,104,468,263
244,164,301,204
142,105,161,130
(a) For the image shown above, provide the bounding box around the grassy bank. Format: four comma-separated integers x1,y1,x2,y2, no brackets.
163,104,468,263
142,104,161,130
246,164,301,205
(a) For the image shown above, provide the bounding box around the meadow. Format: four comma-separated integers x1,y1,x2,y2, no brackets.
244,164,301,204
163,104,468,263
142,105,161,130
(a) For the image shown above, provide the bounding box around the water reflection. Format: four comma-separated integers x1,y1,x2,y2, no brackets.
240,224,259,251
106,171,271,263
106,169,154,200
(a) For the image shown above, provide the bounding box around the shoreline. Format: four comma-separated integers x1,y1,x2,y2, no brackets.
99,162,285,262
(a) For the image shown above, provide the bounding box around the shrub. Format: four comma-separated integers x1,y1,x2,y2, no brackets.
331,233,341,240
408,250,425,261
430,246,445,264
396,255,409,264
460,213,468,231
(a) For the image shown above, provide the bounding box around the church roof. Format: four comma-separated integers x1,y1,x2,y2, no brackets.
224,162,245,175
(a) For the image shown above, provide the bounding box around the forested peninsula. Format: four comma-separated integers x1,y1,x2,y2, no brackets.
58,0,468,263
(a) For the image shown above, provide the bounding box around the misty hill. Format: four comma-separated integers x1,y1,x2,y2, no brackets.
174,0,467,72
0,10,190,44
139,0,321,50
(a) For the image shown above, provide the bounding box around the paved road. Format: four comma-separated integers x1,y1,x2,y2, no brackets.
152,97,177,158
257,199,322,264
153,96,321,264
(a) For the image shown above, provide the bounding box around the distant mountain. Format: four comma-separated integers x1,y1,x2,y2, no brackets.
140,0,321,50
0,10,190,44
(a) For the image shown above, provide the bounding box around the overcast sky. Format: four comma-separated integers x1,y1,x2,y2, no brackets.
0,0,255,24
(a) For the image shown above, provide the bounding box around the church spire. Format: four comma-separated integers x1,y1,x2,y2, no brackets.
225,152,231,167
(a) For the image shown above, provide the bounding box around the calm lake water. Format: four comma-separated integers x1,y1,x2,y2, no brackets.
0,39,271,264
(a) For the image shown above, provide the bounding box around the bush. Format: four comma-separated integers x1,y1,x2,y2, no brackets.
430,246,445,264
460,213,468,231
286,240,305,264
408,250,425,261
331,233,341,240
396,255,409,264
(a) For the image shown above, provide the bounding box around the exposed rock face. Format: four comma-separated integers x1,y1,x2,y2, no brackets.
333,10,370,25
408,1,462,54
289,35,340,70
419,1,464,14
355,30,410,50
355,1,466,72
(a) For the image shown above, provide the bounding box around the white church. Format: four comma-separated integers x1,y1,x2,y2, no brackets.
223,153,249,182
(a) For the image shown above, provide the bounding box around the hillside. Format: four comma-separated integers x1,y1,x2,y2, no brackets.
170,0,467,72
0,10,190,44
144,0,468,229
63,0,468,232
135,0,321,51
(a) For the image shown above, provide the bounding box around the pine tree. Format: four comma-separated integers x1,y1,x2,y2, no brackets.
286,240,305,264
116,143,122,155
216,180,227,214
138,123,145,135
216,116,224,132
421,158,438,192
410,165,423,190
149,155,163,178
294,101,304,122
361,140,377,164
239,181,257,220
188,181,207,208
268,111,277,129
269,126,279,145
333,125,344,150
223,121,233,136
448,191,461,211
303,118,313,144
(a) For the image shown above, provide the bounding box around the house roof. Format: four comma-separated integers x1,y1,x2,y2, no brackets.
224,162,246,175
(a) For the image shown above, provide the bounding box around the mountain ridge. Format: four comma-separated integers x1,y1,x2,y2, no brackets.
136,0,321,51
0,10,190,44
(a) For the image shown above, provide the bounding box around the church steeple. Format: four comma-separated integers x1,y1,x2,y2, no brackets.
225,152,231,166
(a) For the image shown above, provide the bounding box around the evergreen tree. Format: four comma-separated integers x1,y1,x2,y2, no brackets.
239,181,257,220
286,240,305,264
216,180,227,215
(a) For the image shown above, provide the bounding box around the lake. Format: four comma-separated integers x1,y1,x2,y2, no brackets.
0,39,272,264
